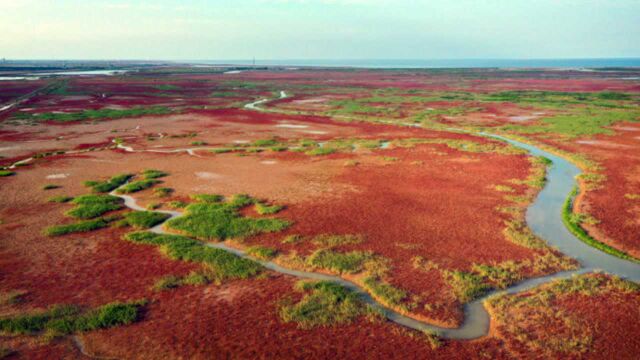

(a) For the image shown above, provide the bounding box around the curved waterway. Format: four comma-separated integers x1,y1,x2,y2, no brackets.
108,95,639,340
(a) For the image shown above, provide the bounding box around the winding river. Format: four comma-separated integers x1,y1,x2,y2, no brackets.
109,92,639,340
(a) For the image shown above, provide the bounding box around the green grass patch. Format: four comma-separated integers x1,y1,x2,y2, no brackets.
143,169,168,179
84,173,133,193
116,179,160,194
562,187,639,263
124,211,170,229
0,170,15,177
124,232,263,282
66,194,123,219
45,218,109,236
0,300,145,336
279,280,364,329
307,249,373,274
167,196,289,241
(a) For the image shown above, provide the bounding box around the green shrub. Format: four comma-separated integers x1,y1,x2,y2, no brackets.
279,281,364,328
116,179,160,194
124,211,170,229
84,173,132,193
66,194,123,219
168,201,188,209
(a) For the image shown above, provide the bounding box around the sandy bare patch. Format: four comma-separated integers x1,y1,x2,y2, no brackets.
576,140,632,149
260,160,278,165
46,173,70,179
195,171,223,180
302,130,329,135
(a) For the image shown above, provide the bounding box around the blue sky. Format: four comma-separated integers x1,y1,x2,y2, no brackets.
1,0,638,60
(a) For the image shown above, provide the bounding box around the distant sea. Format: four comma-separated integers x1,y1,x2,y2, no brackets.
197,58,640,69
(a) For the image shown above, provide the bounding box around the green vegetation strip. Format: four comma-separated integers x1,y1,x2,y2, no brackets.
124,211,171,229
12,106,172,123
124,232,263,282
46,218,109,237
84,174,132,193
116,179,160,194
0,300,145,336
562,187,639,263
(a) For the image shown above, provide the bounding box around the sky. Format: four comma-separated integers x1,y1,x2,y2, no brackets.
0,0,639,60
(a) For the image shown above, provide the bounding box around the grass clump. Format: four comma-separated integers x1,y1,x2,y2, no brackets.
562,187,638,263
362,277,408,311
168,200,188,209
116,179,160,194
153,271,212,291
312,234,364,248
66,194,123,219
282,234,303,244
48,195,73,203
45,218,109,236
307,249,373,274
254,202,284,215
143,169,168,179
42,184,61,190
84,173,132,193
0,170,15,177
624,193,640,200
124,232,263,282
247,246,278,260
279,281,364,329
153,187,173,197
0,291,27,306
124,211,170,229
0,300,145,336
443,270,490,303
167,195,289,241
